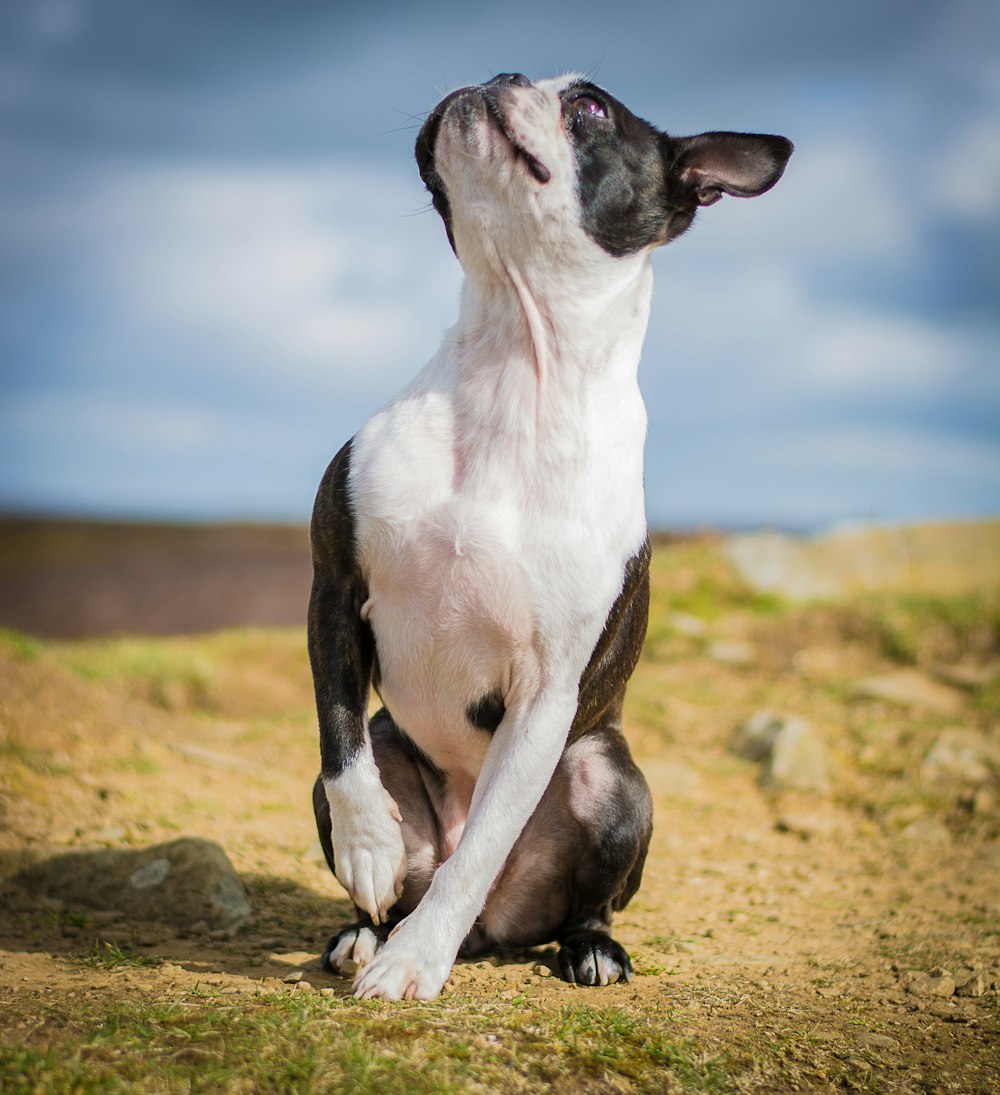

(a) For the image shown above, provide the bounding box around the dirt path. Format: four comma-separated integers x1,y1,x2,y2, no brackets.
0,533,997,1091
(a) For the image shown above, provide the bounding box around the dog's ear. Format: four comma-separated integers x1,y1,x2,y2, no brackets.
671,132,793,206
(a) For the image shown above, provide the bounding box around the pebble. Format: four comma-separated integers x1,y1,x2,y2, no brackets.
903,968,956,998
668,612,707,638
339,959,358,976
293,980,313,993
853,670,964,715
707,640,757,669
732,712,830,793
921,728,1000,786
282,970,305,984
532,963,553,979
955,972,986,998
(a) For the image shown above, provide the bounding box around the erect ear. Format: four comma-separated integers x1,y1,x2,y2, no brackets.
673,132,793,207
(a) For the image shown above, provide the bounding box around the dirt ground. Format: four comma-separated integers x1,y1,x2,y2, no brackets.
0,523,998,1092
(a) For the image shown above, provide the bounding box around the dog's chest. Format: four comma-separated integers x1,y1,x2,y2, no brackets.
347,368,646,773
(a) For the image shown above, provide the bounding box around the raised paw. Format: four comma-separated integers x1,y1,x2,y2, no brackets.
326,779,408,924
321,921,391,975
557,930,632,986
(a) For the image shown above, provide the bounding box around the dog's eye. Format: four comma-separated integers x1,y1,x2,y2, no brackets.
571,95,607,119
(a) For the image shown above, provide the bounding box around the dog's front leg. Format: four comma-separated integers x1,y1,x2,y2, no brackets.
353,686,577,1000
309,444,408,925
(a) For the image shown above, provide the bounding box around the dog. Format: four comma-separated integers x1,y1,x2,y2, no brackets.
309,72,791,1000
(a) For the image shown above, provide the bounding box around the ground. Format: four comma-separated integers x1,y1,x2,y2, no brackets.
0,524,997,1092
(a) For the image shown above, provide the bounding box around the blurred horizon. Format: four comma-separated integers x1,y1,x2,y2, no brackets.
1,0,998,530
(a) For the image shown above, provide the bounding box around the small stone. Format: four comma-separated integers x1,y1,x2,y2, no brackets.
532,963,553,979
707,640,756,668
904,968,955,997
857,1032,898,1050
282,970,305,984
899,818,951,846
318,988,336,997
668,612,707,638
293,980,313,992
930,661,1000,691
854,670,964,715
339,959,358,976
921,729,1000,785
733,712,830,793
955,972,985,997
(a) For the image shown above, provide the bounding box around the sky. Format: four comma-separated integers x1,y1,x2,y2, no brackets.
1,0,998,530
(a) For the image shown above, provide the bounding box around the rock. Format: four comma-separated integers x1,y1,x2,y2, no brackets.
922,729,1000,785
532,963,553,979
955,972,986,998
282,970,305,984
14,838,251,930
774,811,841,840
899,817,951,846
733,712,830,793
726,521,1000,601
706,640,757,669
853,670,964,715
930,661,1000,691
904,968,956,997
667,612,708,638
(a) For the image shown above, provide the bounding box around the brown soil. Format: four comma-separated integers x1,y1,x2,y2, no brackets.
0,522,998,1091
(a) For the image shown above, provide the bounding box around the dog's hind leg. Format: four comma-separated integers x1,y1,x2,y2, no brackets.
474,723,652,985
556,727,652,985
313,708,442,974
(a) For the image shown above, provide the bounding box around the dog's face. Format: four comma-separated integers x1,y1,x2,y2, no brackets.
416,73,792,273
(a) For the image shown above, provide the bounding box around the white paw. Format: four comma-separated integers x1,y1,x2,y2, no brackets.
351,932,452,1001
325,926,383,974
326,774,408,924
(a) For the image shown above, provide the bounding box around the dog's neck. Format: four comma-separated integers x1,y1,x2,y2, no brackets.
449,248,654,392
425,250,652,489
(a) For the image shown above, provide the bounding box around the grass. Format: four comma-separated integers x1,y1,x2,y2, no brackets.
0,993,735,1094
84,941,162,971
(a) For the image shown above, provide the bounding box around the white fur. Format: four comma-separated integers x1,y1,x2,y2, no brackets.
333,75,655,1000
323,753,407,925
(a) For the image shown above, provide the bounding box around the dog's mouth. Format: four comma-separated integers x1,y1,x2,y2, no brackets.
416,85,551,189
482,90,551,183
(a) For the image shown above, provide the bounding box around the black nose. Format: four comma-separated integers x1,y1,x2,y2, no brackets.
486,72,531,89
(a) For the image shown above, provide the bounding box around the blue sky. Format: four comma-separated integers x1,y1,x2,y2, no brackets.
1,0,997,528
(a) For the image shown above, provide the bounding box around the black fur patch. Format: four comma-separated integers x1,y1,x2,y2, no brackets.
467,689,506,732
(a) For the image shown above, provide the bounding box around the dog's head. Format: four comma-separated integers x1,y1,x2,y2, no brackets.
416,73,792,271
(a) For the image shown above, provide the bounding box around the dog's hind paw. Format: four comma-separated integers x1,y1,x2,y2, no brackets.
321,922,390,974
557,931,633,985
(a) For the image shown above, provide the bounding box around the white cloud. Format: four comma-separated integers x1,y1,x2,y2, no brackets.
932,117,1000,218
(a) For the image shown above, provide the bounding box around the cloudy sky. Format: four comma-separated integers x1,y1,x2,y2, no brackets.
1,0,997,529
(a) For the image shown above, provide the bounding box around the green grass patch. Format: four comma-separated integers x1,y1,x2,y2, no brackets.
0,993,735,1094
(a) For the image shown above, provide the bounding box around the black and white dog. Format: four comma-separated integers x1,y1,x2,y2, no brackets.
309,73,791,1000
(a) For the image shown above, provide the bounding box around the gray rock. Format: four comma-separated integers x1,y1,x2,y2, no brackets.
904,968,956,997
922,729,1000,785
733,712,830,793
955,972,986,998
706,640,757,669
15,837,251,930
854,670,964,715
726,521,1000,601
